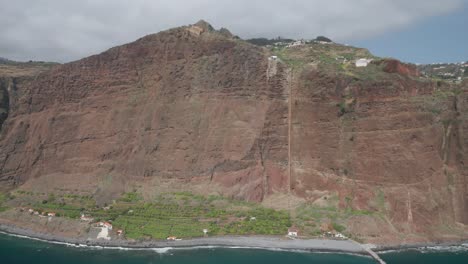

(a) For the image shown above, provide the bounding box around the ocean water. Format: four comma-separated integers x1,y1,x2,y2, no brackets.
0,233,467,264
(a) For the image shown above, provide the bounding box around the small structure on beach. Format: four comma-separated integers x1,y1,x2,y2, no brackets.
47,212,56,217
117,229,124,236
167,236,177,241
287,227,299,237
203,229,208,236
334,233,346,239
323,231,347,239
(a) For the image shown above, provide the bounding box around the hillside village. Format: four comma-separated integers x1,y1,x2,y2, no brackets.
250,36,467,83
418,61,468,83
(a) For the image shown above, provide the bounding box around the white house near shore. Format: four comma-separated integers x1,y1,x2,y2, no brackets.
355,58,372,67
287,227,299,237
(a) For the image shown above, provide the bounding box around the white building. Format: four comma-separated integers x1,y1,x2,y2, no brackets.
355,58,372,67
334,233,346,239
287,40,305,48
287,227,299,237
269,56,278,61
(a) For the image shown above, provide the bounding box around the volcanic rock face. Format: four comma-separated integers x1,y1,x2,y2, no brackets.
0,62,57,131
0,80,9,129
374,59,421,77
0,22,466,241
0,23,289,201
291,67,468,235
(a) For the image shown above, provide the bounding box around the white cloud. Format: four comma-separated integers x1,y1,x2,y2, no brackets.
0,0,464,62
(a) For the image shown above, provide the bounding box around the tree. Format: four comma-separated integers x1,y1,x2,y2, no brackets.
315,36,333,43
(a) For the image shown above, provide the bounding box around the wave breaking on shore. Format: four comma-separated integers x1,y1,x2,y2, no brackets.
0,230,369,258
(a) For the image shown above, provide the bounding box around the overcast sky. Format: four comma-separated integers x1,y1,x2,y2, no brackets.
0,0,466,63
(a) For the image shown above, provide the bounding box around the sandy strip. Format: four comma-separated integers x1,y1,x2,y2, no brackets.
0,223,365,254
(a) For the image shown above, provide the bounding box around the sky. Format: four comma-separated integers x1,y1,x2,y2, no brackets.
0,0,467,64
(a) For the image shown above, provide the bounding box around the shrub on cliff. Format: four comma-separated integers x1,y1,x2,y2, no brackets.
315,36,333,42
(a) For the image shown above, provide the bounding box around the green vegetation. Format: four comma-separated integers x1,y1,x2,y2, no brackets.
412,87,460,116
112,192,290,240
246,37,294,46
376,190,386,212
13,191,291,240
119,191,142,203
315,36,333,43
0,192,9,212
294,199,377,236
269,42,384,81
272,47,306,69
332,222,346,233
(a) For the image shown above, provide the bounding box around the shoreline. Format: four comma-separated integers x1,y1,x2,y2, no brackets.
0,223,466,256
0,223,367,255
373,241,468,253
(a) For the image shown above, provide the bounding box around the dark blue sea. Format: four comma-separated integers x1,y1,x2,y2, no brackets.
0,233,467,264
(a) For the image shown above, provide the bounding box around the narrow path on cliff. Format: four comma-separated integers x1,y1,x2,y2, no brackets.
324,170,441,188
287,68,293,214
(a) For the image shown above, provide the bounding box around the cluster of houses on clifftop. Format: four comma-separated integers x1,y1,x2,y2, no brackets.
268,38,373,68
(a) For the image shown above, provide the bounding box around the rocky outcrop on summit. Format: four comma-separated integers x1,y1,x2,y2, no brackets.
374,59,421,77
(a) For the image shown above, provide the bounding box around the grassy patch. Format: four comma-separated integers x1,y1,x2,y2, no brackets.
411,88,458,116
332,222,346,233
17,191,291,240
111,193,291,239
119,191,142,203
376,190,386,212
294,201,378,236
0,192,9,212
272,48,306,69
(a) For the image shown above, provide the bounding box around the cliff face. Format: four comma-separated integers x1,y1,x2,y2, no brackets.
0,62,57,131
0,23,289,201
0,79,9,129
0,22,466,242
291,65,467,240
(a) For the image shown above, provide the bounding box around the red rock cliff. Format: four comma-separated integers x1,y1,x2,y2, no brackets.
0,23,289,202
0,23,466,242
